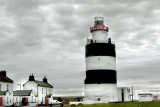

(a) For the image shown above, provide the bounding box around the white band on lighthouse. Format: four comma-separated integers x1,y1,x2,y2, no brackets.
86,56,116,71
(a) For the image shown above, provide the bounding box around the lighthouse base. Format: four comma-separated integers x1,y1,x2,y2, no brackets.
84,84,118,102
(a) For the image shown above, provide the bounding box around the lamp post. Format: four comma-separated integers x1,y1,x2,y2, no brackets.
131,86,133,102
18,84,21,90
18,84,22,106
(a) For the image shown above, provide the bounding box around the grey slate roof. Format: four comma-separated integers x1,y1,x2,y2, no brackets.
138,93,153,95
13,90,32,96
35,80,53,88
0,91,7,95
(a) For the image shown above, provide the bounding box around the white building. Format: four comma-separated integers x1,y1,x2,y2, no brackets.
13,90,37,106
23,74,53,105
138,93,153,102
0,70,14,106
117,87,131,102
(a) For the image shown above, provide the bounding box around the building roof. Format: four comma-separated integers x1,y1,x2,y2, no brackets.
34,80,53,88
138,93,153,95
0,74,13,83
13,90,32,96
0,91,7,95
118,87,130,89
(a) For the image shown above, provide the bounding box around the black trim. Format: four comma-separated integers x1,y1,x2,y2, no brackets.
85,70,117,84
86,43,116,57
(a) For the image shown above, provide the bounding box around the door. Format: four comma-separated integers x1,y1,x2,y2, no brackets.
45,98,49,105
0,97,3,106
25,98,28,103
121,89,124,102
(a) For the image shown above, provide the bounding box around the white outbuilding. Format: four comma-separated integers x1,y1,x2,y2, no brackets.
117,87,131,102
0,70,14,106
138,93,153,102
13,90,38,106
23,74,53,105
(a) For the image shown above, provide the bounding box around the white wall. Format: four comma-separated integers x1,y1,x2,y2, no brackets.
0,82,13,106
38,86,53,104
4,91,13,106
92,30,108,43
13,96,20,106
139,94,153,102
86,56,116,70
23,81,38,96
84,84,118,102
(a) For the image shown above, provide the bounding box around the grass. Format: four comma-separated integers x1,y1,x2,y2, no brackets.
68,102,160,107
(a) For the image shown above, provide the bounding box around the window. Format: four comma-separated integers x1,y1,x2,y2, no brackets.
42,97,43,103
0,84,1,91
10,99,11,103
95,21,103,25
32,96,33,102
35,98,36,102
46,88,47,94
16,98,17,103
42,88,43,94
49,89,51,94
7,97,8,103
7,84,9,90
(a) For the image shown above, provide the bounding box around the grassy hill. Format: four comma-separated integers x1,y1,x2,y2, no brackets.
68,102,160,107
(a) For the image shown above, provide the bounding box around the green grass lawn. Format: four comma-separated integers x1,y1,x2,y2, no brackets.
68,102,160,107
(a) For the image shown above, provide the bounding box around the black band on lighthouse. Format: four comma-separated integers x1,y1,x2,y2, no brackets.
86,43,116,57
85,70,117,84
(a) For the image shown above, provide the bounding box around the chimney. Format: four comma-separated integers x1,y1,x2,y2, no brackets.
0,70,7,77
29,74,35,81
108,37,111,44
43,76,48,83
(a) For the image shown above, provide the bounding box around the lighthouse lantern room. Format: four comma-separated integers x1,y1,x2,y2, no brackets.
84,14,118,102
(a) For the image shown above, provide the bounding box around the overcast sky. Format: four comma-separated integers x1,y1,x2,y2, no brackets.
0,0,160,96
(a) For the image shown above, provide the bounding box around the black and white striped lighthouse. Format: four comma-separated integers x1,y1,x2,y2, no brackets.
84,14,118,102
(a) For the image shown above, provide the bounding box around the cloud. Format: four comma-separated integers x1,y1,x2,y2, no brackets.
0,0,160,95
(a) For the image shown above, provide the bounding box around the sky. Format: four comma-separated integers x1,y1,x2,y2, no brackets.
0,0,160,96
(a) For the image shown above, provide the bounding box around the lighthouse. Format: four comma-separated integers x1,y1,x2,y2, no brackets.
84,14,118,102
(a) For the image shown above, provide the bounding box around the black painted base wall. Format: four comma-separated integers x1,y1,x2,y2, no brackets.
86,43,116,57
85,70,117,84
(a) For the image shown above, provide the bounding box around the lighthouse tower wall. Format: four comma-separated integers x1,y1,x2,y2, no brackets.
84,14,118,102
92,30,108,42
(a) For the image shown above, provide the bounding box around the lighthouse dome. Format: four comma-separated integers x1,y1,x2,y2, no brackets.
94,14,104,21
